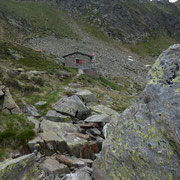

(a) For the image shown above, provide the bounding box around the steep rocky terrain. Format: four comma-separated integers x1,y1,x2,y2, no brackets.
55,0,180,43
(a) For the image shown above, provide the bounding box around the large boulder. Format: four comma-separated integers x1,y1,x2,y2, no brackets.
75,90,98,103
53,95,90,119
93,45,180,180
0,153,41,179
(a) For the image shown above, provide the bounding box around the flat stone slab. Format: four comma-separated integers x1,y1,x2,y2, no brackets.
39,157,70,176
35,101,47,106
90,105,119,118
56,155,87,168
45,110,71,122
84,114,111,123
86,128,101,136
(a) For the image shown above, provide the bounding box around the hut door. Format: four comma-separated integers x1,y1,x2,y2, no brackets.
79,59,83,64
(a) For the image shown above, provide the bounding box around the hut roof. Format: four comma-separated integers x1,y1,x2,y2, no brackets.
62,52,93,59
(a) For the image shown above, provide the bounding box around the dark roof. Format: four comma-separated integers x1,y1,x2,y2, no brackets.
62,52,93,59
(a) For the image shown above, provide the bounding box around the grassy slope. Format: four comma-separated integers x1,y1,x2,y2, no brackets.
128,35,177,57
0,113,35,160
122,1,179,56
0,0,77,39
80,0,179,57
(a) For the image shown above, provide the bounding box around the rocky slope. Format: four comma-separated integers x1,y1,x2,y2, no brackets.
55,0,180,43
0,0,153,85
93,44,180,179
0,43,179,180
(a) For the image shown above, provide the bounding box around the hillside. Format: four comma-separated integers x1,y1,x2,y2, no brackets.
0,0,179,179
55,0,180,42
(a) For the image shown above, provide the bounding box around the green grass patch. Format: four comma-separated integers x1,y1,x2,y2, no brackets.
99,76,134,94
127,34,178,57
0,0,77,39
80,21,112,43
22,88,65,116
0,150,5,159
0,113,35,148
0,41,63,73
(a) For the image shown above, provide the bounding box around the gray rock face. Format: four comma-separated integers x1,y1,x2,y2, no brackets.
53,95,90,119
28,116,40,133
23,101,41,117
1,87,21,114
75,90,98,103
0,90,4,97
35,101,47,106
93,45,180,179
0,153,40,180
62,167,92,180
86,128,101,136
46,110,71,122
84,114,111,123
90,105,119,119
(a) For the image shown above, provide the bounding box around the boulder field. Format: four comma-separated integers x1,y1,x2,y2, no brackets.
0,44,180,179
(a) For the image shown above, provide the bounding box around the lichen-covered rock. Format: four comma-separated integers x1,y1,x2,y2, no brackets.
93,45,180,180
53,95,90,119
0,153,41,180
90,105,119,119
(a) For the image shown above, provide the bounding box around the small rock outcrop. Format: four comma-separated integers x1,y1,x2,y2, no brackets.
23,101,41,117
0,85,21,114
93,45,180,179
53,95,90,119
39,157,70,177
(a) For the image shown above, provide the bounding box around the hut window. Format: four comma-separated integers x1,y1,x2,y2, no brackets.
76,58,79,63
76,58,83,64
